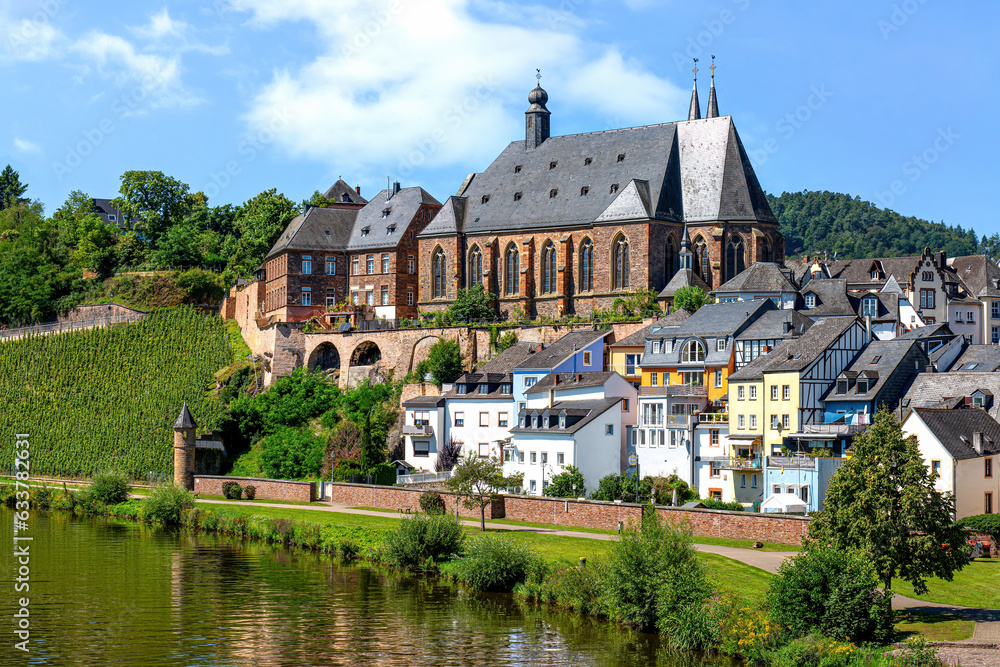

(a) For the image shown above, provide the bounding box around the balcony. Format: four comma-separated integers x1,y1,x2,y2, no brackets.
709,456,762,471
640,385,708,397
402,423,434,437
699,412,728,424
609,363,640,378
767,456,817,470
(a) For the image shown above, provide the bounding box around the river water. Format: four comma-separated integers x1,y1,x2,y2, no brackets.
0,509,737,666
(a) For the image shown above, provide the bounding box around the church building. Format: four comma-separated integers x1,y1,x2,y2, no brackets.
416,64,784,318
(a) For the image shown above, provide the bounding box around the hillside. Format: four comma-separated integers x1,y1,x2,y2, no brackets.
0,307,234,478
768,190,984,260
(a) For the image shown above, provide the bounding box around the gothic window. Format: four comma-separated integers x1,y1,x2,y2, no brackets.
759,236,772,263
665,236,678,283
693,235,709,281
432,247,446,298
579,238,593,293
505,244,520,296
727,235,746,279
468,246,483,288
542,241,556,294
613,234,630,290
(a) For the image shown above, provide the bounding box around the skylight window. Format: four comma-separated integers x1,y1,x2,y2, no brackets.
610,183,619,194
513,192,522,201
549,161,557,170
381,208,391,217
966,363,980,370
482,195,490,204
870,355,881,364
617,153,625,162
549,189,558,198
514,165,522,173
584,157,592,166
386,225,396,234
361,227,370,236
580,186,589,196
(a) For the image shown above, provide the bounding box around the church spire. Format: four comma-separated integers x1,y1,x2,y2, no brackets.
679,223,693,270
706,55,719,118
687,59,701,121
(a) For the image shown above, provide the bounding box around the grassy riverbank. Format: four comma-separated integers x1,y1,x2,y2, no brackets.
892,559,1000,609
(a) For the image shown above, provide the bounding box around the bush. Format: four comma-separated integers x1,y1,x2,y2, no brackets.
383,514,465,569
419,491,446,516
142,484,194,524
544,466,586,498
768,545,892,644
435,438,463,472
700,498,744,511
766,632,857,667
424,339,463,386
222,481,243,500
243,484,256,500
516,561,603,614
88,471,130,505
452,533,542,592
600,513,710,634
259,426,327,479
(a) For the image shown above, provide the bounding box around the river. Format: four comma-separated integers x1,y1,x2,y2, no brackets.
0,508,738,666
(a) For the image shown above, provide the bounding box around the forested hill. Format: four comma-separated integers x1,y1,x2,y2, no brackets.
767,190,992,260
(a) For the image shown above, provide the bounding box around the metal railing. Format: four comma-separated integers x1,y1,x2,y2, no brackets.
608,363,640,377
710,456,762,470
639,385,708,397
767,456,817,469
0,313,147,340
699,412,729,423
397,469,454,485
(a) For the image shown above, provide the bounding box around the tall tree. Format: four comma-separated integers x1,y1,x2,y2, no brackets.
225,189,299,275
110,171,191,247
0,165,28,210
672,285,707,313
807,407,968,615
447,453,523,531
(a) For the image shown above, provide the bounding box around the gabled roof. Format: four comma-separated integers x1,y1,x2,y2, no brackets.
948,346,1000,373
895,323,956,341
346,187,441,252
659,268,711,298
92,198,127,229
476,342,540,374
265,206,359,260
949,255,1000,298
611,310,693,348
902,372,1000,419
736,309,814,341
911,408,1000,460
714,262,797,293
824,339,926,403
418,115,775,239
525,371,618,394
848,290,899,322
728,316,859,380
800,279,854,317
514,330,609,371
673,298,776,337
510,397,622,434
611,323,656,348
322,179,368,205
825,256,921,286
419,195,467,237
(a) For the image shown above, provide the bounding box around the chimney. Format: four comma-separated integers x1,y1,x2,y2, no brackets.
355,185,361,195
392,181,401,195
937,250,947,270
925,365,936,373
973,431,983,455
553,374,559,385
548,388,554,409
783,321,793,335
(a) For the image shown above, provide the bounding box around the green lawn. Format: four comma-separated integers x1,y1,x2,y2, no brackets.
700,552,774,607
892,559,1000,609
893,611,975,642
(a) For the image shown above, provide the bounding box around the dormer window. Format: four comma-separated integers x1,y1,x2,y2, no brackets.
549,189,558,198
514,165,522,174
862,297,877,317
361,226,370,236
580,186,589,196
610,183,619,194
584,157,592,166
549,161,557,170
837,379,848,394
513,192,522,201
559,410,566,429
481,195,490,204
805,293,816,308
857,380,868,393
457,384,467,394
617,153,625,162
381,209,391,218
386,225,396,234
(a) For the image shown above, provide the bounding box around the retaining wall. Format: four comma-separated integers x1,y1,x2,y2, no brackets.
195,475,315,503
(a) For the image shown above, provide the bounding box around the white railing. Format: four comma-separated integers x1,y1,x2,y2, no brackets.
397,469,454,485
0,313,147,340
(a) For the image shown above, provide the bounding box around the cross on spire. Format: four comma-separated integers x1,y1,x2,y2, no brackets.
710,55,716,78
692,58,699,81
536,68,541,84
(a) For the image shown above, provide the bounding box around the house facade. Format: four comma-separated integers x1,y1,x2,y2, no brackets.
512,330,609,412
822,339,928,425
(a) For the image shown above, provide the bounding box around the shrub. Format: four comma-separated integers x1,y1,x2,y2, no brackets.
544,466,586,498
88,471,130,505
222,481,243,500
337,539,359,561
452,533,541,592
435,438,463,472
766,632,857,667
419,491,446,516
142,484,194,524
700,498,744,511
516,561,603,614
383,514,465,569
243,484,256,500
768,545,892,644
600,513,710,635
717,604,780,664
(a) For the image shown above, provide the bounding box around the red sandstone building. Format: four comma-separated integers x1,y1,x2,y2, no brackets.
416,71,783,318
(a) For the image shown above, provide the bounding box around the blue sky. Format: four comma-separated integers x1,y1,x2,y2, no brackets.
2,0,998,237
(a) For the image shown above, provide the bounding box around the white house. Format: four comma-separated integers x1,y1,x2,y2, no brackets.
401,395,446,471
902,406,1000,519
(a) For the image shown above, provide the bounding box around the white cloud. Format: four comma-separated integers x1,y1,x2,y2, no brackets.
13,138,41,154
129,8,229,56
230,0,687,180
0,16,64,63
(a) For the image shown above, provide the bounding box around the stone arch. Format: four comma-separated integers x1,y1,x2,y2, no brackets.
351,340,382,366
308,341,341,371
409,335,442,373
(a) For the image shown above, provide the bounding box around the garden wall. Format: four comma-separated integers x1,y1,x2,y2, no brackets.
195,476,315,503
326,483,811,545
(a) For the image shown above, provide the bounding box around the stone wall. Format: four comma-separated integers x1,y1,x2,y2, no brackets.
326,483,810,544
194,475,315,502
57,302,147,323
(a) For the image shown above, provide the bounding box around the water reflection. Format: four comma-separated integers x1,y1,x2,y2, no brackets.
0,509,736,667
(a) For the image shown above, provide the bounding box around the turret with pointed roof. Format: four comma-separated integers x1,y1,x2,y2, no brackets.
706,56,719,118
687,59,701,121
173,401,196,429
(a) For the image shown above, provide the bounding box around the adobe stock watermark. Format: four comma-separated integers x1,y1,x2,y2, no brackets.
4,0,65,52
873,127,959,209
672,0,751,72
878,0,931,39
51,69,177,182
748,84,834,166
200,108,293,199
12,432,32,653
394,75,500,180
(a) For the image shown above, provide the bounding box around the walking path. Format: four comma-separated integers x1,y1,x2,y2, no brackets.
196,497,1000,659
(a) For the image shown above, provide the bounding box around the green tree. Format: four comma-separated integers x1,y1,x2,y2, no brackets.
807,407,968,614
359,406,388,473
447,453,523,531
673,285,707,313
544,465,586,498
425,338,463,385
0,165,28,210
446,283,496,322
225,189,299,275
110,171,191,247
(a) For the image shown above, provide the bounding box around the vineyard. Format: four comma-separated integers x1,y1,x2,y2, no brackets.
0,307,234,479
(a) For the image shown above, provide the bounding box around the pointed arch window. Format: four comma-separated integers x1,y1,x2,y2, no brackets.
579,238,593,293
759,236,772,263
432,247,446,298
505,244,520,296
468,246,483,288
541,241,556,294
613,234,630,290
693,235,709,281
665,236,678,283
726,235,746,280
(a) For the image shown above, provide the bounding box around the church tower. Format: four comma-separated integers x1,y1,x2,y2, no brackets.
687,59,701,121
525,70,550,150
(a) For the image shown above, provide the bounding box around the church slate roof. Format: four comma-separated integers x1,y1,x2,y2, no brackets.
659,269,711,298
418,115,775,239
714,262,797,294
322,179,368,205
265,206,359,260
346,187,441,252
